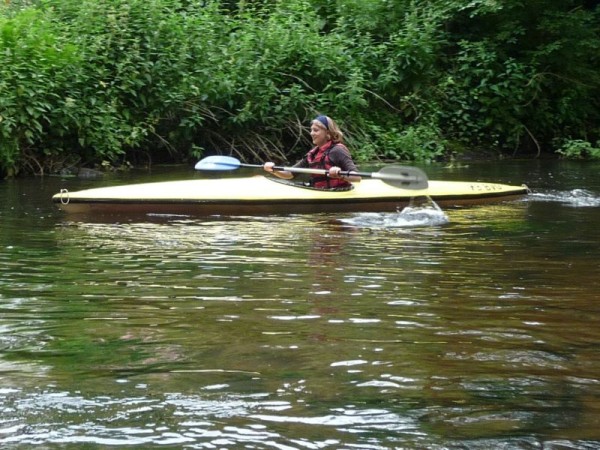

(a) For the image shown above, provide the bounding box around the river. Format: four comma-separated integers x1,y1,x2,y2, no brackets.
1,159,599,448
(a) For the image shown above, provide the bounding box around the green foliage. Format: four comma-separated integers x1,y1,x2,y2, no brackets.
0,0,599,176
437,0,600,155
556,139,600,160
434,40,534,151
0,7,80,175
349,119,446,163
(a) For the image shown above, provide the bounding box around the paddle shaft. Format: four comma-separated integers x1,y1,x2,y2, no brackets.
239,163,420,183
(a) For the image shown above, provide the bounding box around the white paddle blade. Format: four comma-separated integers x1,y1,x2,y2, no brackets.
195,155,241,171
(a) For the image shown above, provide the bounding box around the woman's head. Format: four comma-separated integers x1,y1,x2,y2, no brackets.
311,115,344,145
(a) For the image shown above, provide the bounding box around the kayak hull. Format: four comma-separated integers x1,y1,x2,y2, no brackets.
52,176,528,216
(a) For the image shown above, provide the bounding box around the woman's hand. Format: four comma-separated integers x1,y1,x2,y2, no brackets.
264,162,294,179
329,166,361,183
328,166,342,178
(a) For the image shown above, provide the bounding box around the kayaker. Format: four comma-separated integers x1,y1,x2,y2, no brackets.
263,115,361,189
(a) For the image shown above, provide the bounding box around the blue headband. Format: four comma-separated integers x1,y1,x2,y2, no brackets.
315,115,329,130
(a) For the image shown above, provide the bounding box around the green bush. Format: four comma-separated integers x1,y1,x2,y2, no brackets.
0,0,598,176
556,139,600,160
0,8,80,175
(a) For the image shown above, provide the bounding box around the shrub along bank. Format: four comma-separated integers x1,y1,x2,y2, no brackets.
1,0,599,176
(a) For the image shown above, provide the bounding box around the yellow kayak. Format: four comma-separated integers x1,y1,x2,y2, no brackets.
52,175,528,215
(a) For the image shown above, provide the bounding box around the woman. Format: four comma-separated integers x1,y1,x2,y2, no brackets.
263,115,361,189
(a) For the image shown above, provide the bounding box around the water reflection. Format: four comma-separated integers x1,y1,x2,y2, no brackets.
1,166,600,448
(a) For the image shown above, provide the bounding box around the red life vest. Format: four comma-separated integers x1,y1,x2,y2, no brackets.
306,141,353,189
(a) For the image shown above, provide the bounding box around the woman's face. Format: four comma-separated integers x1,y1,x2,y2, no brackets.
310,123,330,147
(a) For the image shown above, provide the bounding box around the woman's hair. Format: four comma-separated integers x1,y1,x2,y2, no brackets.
313,115,344,143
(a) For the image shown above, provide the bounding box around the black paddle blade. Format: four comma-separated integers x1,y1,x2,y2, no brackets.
375,165,429,190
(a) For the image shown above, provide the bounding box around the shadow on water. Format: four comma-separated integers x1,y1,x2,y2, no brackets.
1,160,600,447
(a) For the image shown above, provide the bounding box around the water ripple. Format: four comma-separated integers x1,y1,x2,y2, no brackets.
2,177,600,448
530,189,600,207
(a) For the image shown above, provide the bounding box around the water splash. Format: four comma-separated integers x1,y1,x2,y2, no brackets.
340,199,449,228
530,189,600,207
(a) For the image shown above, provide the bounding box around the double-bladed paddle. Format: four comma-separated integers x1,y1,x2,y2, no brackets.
195,155,428,190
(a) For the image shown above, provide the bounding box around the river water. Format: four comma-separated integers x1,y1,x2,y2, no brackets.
1,160,599,449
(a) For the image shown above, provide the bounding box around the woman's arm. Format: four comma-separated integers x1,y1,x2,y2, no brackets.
328,147,361,183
